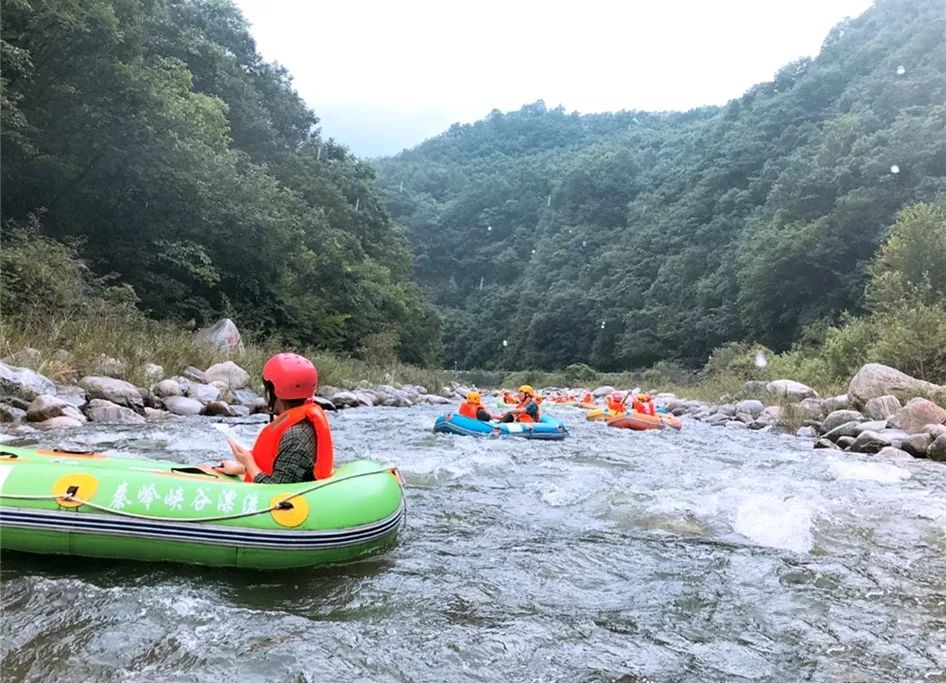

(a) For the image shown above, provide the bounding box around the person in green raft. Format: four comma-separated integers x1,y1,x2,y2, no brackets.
214,353,335,484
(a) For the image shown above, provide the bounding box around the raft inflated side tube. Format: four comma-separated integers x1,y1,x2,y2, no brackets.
0,446,404,569
433,413,569,440
606,411,682,431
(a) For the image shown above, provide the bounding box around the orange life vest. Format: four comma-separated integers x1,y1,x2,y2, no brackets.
582,393,593,404
606,397,626,414
632,399,656,416
515,398,538,423
458,401,480,419
247,402,334,483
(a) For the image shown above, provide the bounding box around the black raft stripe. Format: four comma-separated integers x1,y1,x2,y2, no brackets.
0,505,403,550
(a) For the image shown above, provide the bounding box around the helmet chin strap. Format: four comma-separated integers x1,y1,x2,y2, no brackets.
264,382,278,422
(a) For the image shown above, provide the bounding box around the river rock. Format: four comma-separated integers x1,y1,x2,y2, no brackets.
95,354,125,378
204,361,250,390
735,399,764,418
195,318,244,352
152,379,183,398
820,410,865,434
210,381,235,404
717,404,737,417
422,394,452,405
796,426,817,438
144,407,171,421
850,430,891,454
742,380,769,394
204,400,236,417
836,436,856,450
876,446,913,460
924,424,946,438
900,433,932,458
863,395,902,421
331,391,362,408
138,387,163,410
726,421,748,429
351,391,375,407
142,363,165,383
83,398,146,424
163,396,204,416
705,413,729,426
26,394,87,423
814,438,840,450
593,385,616,397
848,363,944,408
928,435,946,461
2,397,30,411
0,404,27,423
54,384,88,408
79,376,144,412
35,415,85,429
317,385,339,398
887,398,946,435
822,394,851,413
798,398,825,420
182,365,208,384
853,420,888,435
766,379,818,401
823,421,862,442
0,362,57,400
734,412,755,424
233,388,267,412
186,383,221,405
2,347,42,367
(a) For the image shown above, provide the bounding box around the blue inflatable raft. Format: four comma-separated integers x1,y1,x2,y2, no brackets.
433,413,569,440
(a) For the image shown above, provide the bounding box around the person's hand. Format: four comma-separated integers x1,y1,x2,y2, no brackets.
213,459,245,476
228,440,254,467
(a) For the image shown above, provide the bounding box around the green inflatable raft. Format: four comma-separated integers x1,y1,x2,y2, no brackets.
0,445,405,569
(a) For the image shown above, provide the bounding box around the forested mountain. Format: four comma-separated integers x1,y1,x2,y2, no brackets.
1,0,441,365
375,0,946,371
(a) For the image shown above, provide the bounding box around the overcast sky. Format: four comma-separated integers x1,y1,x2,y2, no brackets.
234,0,873,158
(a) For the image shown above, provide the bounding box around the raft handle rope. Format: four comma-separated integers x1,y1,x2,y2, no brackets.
0,468,404,524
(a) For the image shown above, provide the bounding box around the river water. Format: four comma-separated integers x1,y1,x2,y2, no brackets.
1,404,945,682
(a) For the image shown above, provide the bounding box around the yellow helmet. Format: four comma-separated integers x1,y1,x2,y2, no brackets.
518,384,534,396
466,390,481,404
638,393,651,401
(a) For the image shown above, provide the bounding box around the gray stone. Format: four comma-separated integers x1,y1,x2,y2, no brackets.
230,405,251,418
317,385,340,398
705,413,730,426
204,401,236,417
163,396,204,416
820,410,865,434
0,404,27,423
209,381,235,404
83,398,146,424
814,438,840,450
735,412,755,424
204,361,250,390
766,379,818,401
823,421,863,442
2,397,30,411
876,446,913,460
35,416,85,429
331,391,363,408
182,366,208,384
797,398,825,420
354,391,377,407
2,347,43,367
194,318,244,352
95,354,125,378
138,387,162,409
0,362,56,400
822,394,851,413
725,420,748,429
593,385,616,397
152,379,183,398
142,363,165,382
853,420,888,435
836,436,856,450
747,420,769,430
796,426,817,438
233,388,267,412
888,398,946,435
848,363,944,408
54,384,88,408
924,424,946,438
422,394,452,405
850,430,892,454
186,383,221,405
79,376,144,412
734,400,764,417
144,407,171,421
26,394,87,423
864,395,902,421
900,433,932,458
928,435,946,462
716,404,737,417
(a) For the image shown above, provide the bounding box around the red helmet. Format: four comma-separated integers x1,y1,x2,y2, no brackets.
261,353,318,400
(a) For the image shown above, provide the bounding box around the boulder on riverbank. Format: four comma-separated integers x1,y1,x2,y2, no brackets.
0,362,56,400
204,361,250,390
79,376,144,413
766,379,818,402
194,318,244,352
848,363,944,408
26,394,87,423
